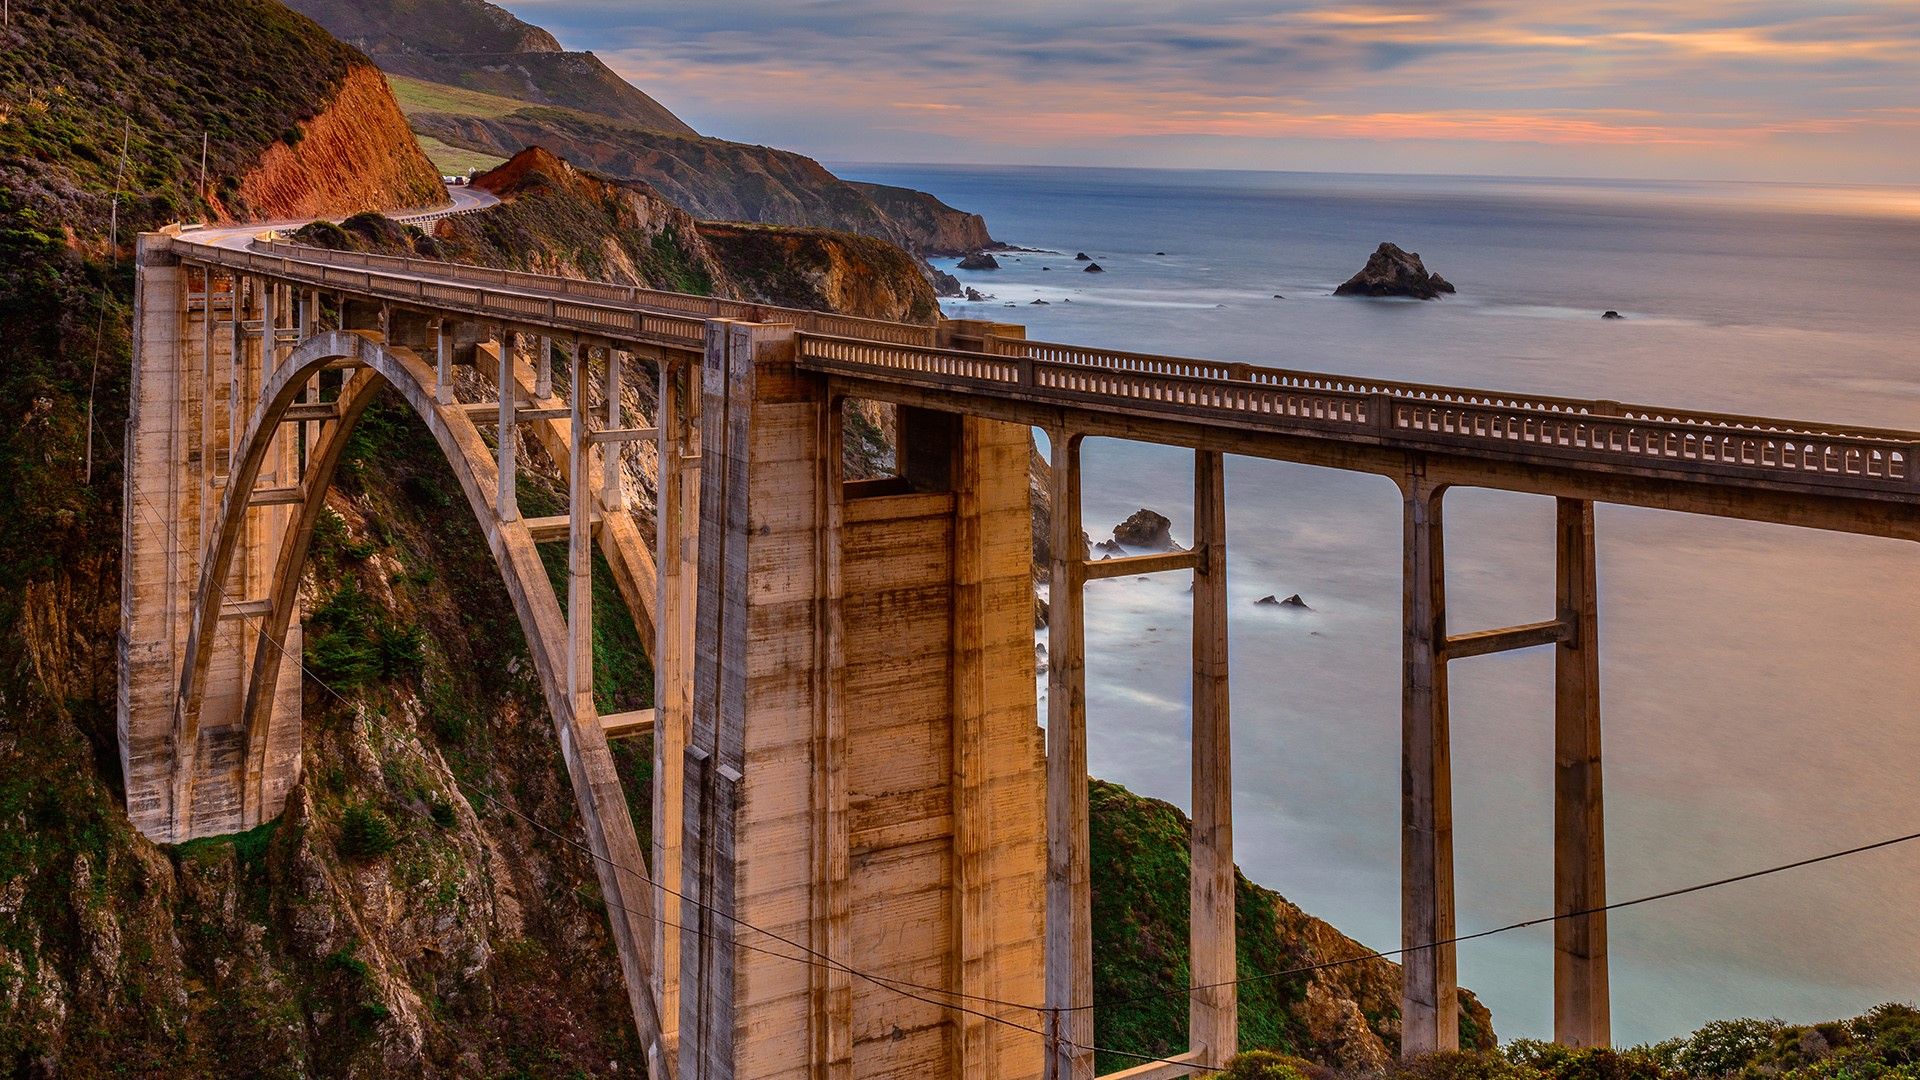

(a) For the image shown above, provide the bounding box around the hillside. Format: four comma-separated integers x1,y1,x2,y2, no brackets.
285,0,999,259
1090,781,1494,1071
280,0,696,135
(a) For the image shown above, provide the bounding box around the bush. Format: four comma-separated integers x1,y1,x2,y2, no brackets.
1673,1019,1787,1077
304,577,424,687
337,804,398,861
1400,1050,1541,1080
1219,1051,1312,1080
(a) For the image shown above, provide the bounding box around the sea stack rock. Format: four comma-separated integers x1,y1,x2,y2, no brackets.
1083,262,1105,273
1111,508,1176,551
1255,593,1311,609
964,287,992,301
957,251,1000,270
1334,242,1452,300
1075,252,1091,261
1602,310,1624,319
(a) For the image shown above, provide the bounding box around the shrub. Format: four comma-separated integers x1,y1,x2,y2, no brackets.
1220,1050,1312,1080
304,577,424,687
337,804,398,861
1400,1049,1541,1080
1668,1019,1787,1077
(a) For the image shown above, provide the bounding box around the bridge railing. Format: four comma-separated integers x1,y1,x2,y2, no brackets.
797,334,1919,493
248,239,940,347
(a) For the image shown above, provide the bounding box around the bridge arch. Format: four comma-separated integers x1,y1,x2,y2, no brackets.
164,327,673,1069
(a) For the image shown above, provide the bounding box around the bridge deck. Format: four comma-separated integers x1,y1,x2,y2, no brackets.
171,234,1920,532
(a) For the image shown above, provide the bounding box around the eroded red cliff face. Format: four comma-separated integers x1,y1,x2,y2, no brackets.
233,64,445,221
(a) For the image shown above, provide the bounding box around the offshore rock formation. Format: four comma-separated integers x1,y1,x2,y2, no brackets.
233,65,445,221
1112,508,1177,551
1334,242,1455,300
958,251,1001,270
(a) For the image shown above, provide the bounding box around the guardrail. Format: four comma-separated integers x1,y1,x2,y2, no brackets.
247,239,940,347
172,235,1920,497
796,335,1918,494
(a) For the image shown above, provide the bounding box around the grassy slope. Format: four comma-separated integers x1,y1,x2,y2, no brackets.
414,135,508,176
284,0,696,134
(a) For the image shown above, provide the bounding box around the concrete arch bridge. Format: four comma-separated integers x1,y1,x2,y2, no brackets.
121,228,1920,1080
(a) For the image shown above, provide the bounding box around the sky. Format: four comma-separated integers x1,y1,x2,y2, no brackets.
499,1,1920,184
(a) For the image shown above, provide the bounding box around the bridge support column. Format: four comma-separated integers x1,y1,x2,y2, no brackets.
654,356,698,1057
682,322,1044,1080
1400,467,1458,1055
122,241,304,841
1553,498,1609,1046
1045,430,1094,1080
496,329,519,522
1190,449,1236,1068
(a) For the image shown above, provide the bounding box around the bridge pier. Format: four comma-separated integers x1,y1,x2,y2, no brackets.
1042,441,1238,1079
1400,468,1458,1054
1553,498,1609,1047
680,319,1046,1080
1400,474,1613,1055
122,248,307,840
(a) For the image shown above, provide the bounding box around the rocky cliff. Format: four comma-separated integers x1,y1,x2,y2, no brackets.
433,146,936,323
281,0,696,135
851,180,999,256
694,221,939,324
410,103,917,247
234,64,446,221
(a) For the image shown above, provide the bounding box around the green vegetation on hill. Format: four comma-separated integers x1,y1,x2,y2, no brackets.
0,0,366,232
282,0,697,135
414,135,508,176
1091,780,1495,1073
1211,1003,1920,1080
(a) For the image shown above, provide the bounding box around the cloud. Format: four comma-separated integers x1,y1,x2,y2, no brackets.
496,1,1920,182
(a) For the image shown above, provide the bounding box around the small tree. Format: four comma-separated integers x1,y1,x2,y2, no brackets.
338,804,398,861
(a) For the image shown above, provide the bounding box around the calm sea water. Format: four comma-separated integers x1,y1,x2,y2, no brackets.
836,163,1920,1044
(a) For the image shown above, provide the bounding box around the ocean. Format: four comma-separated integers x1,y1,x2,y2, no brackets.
833,163,1920,1044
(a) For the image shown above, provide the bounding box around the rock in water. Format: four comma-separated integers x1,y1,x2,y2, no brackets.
1075,252,1092,261
1334,242,1452,300
1111,508,1176,551
1084,262,1105,273
957,251,1000,270
1255,593,1311,609
964,287,992,301
1602,310,1624,319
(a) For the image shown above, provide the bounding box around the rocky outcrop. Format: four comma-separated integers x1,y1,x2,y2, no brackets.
1089,780,1495,1071
282,0,697,134
234,65,445,222
958,251,1001,270
1334,242,1455,300
695,221,939,324
851,181,997,256
1111,508,1176,551
1083,261,1105,273
409,108,924,247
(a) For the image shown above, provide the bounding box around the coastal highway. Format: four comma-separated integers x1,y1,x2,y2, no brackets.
183,183,499,251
